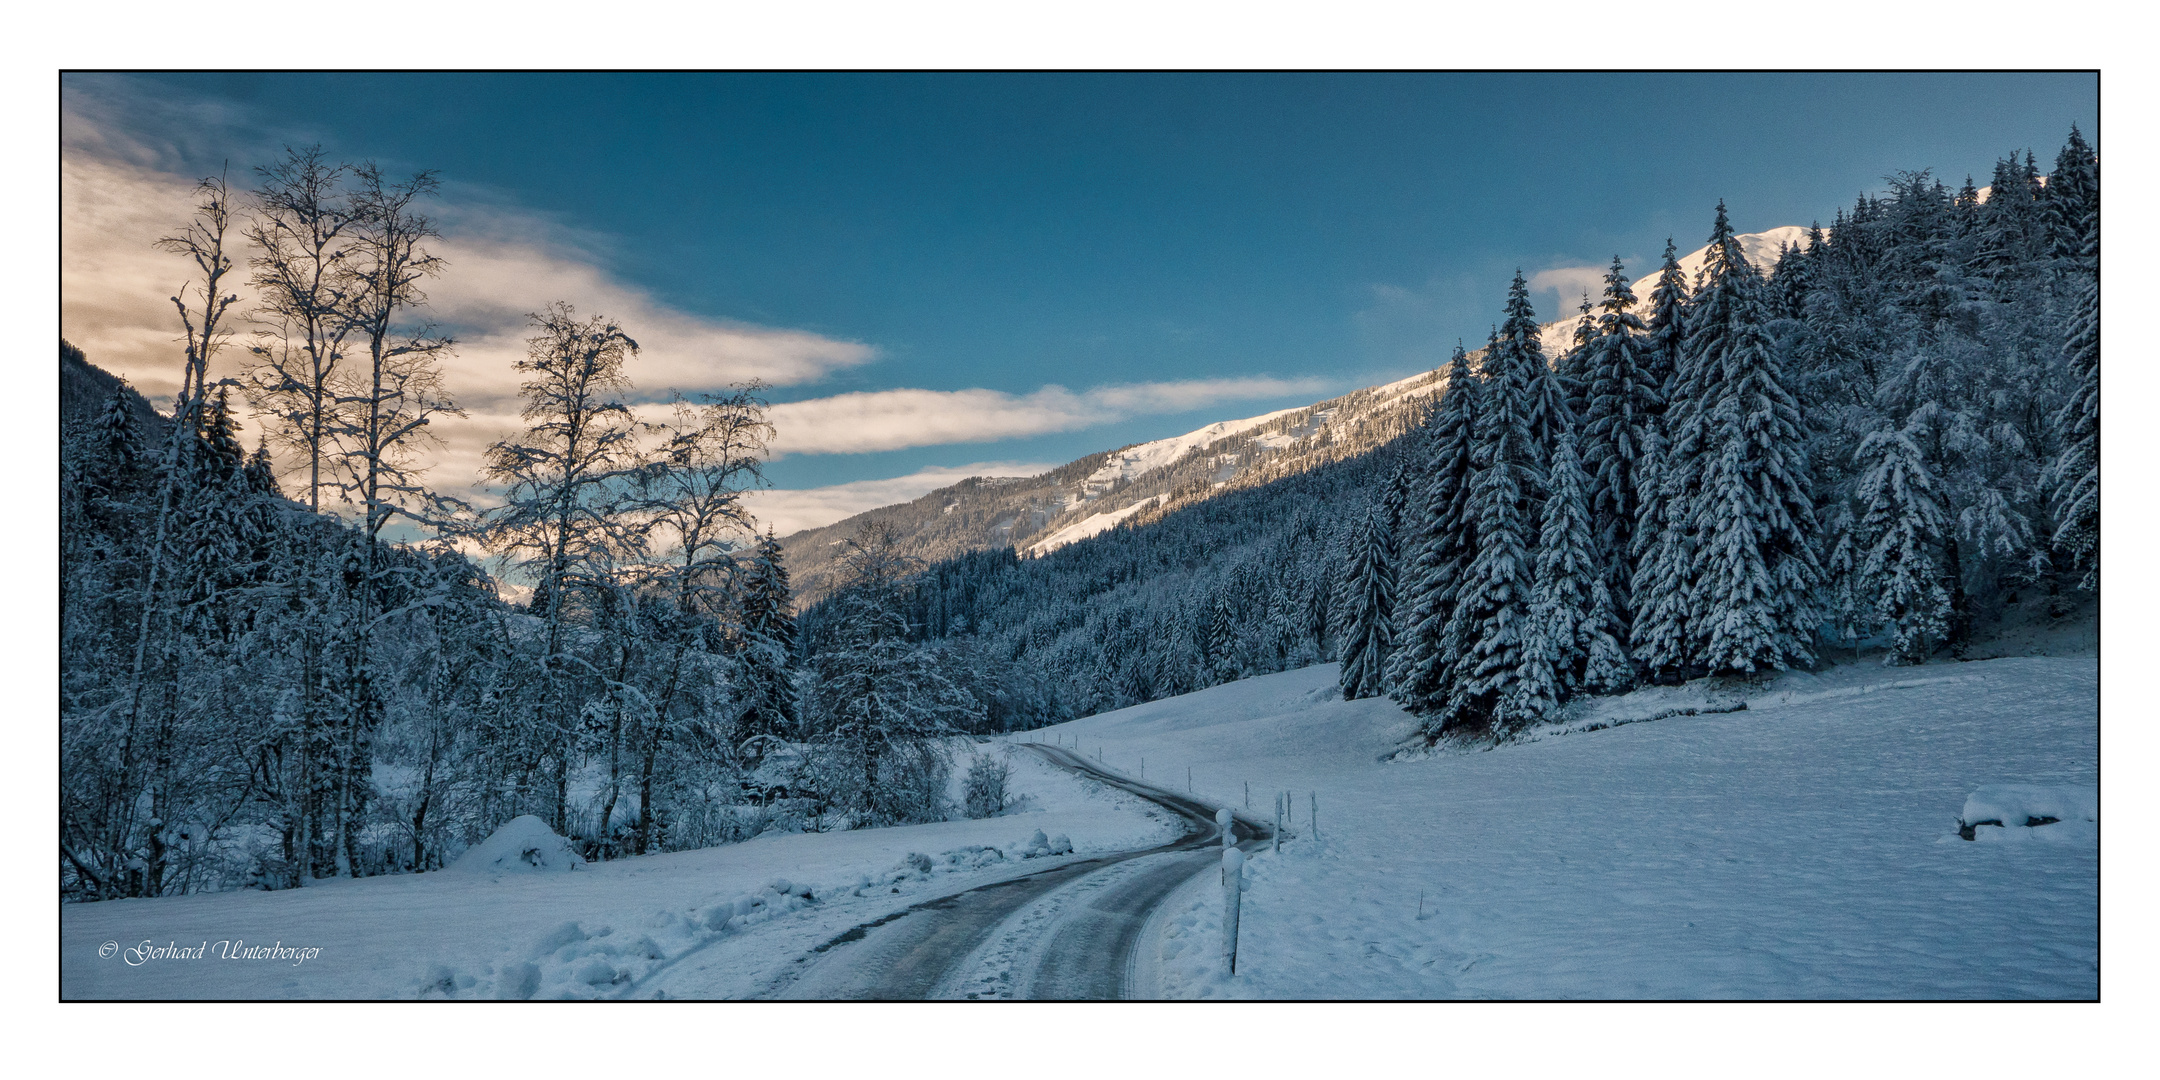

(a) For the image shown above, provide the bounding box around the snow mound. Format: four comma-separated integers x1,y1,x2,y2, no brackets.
1958,784,2098,839
450,815,586,873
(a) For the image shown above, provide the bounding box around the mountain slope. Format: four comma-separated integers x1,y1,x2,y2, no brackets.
780,228,1804,608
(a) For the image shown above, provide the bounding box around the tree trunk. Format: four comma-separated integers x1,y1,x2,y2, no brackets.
1943,536,1971,659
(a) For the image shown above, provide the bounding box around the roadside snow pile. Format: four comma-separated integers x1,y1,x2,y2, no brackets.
448,815,585,873
854,833,1074,896
429,879,826,999
1019,829,1074,858
431,828,1102,998
1958,784,2098,841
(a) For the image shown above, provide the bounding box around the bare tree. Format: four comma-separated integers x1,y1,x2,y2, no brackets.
240,146,358,884
243,145,357,514
315,162,462,876
114,173,240,895
480,303,644,832
617,385,775,852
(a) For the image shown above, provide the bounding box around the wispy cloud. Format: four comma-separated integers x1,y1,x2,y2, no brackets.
767,376,1331,456
61,78,876,497
1527,264,1610,316
742,461,1060,537
61,76,1336,537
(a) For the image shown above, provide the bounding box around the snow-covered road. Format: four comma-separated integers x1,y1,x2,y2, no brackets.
742,744,1270,1000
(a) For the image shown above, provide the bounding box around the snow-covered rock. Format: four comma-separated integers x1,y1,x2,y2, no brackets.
1958,784,2098,839
449,815,586,874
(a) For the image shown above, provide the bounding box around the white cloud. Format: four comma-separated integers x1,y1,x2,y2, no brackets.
1527,264,1609,316
742,461,1060,537
59,78,1336,526
61,78,876,511
767,376,1331,456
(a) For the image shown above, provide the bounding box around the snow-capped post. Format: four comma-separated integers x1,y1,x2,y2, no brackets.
1216,807,1234,848
1221,847,1246,975
1272,793,1282,853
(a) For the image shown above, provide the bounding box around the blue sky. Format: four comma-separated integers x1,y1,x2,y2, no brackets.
62,72,2097,533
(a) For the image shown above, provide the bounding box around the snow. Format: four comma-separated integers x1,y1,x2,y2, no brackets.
62,649,2100,1000
1960,784,2098,832
448,815,586,874
1081,407,1305,492
1024,498,1156,557
60,744,1177,999
1537,226,1810,359
1021,654,2097,999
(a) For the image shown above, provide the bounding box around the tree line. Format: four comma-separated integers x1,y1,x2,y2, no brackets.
834,127,2099,742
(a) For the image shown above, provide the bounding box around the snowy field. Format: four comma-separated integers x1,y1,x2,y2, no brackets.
60,749,1178,999
1036,656,2099,999
62,651,2099,1001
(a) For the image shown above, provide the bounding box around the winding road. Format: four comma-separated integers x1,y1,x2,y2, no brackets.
755,743,1269,1000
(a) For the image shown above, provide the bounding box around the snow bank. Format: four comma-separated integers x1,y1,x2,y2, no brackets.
1958,784,2098,840
448,815,585,874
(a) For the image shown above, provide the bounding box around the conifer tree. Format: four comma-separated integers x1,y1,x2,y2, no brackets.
1855,426,1950,664
2050,207,2099,591
2044,125,2099,268
1385,344,1479,714
1578,255,1656,659
1677,202,1824,674
1515,429,1596,722
1442,274,1543,733
735,528,800,743
1642,238,1689,400
1559,293,1597,423
1336,501,1396,700
1579,578,1632,694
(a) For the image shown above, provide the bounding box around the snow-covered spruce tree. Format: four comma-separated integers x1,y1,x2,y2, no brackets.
1853,425,1951,664
2043,125,2099,269
1205,592,1240,686
1559,293,1598,424
1526,309,1578,479
2050,206,2099,592
734,527,800,743
1578,255,1656,668
1641,238,1688,400
1385,343,1479,715
1677,202,1824,675
1579,577,1632,694
1335,501,1397,700
1818,500,1872,664
1514,428,1596,723
1440,274,1544,734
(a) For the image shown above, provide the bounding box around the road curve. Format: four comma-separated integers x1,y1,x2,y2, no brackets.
758,743,1268,1000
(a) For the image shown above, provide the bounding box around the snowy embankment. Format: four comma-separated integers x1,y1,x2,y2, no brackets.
1019,655,2098,999
61,747,1178,1000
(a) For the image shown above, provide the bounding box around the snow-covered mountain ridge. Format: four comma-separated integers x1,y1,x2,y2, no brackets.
780,228,1803,606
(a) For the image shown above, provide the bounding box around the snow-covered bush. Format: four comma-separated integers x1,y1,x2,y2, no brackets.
962,753,1012,819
